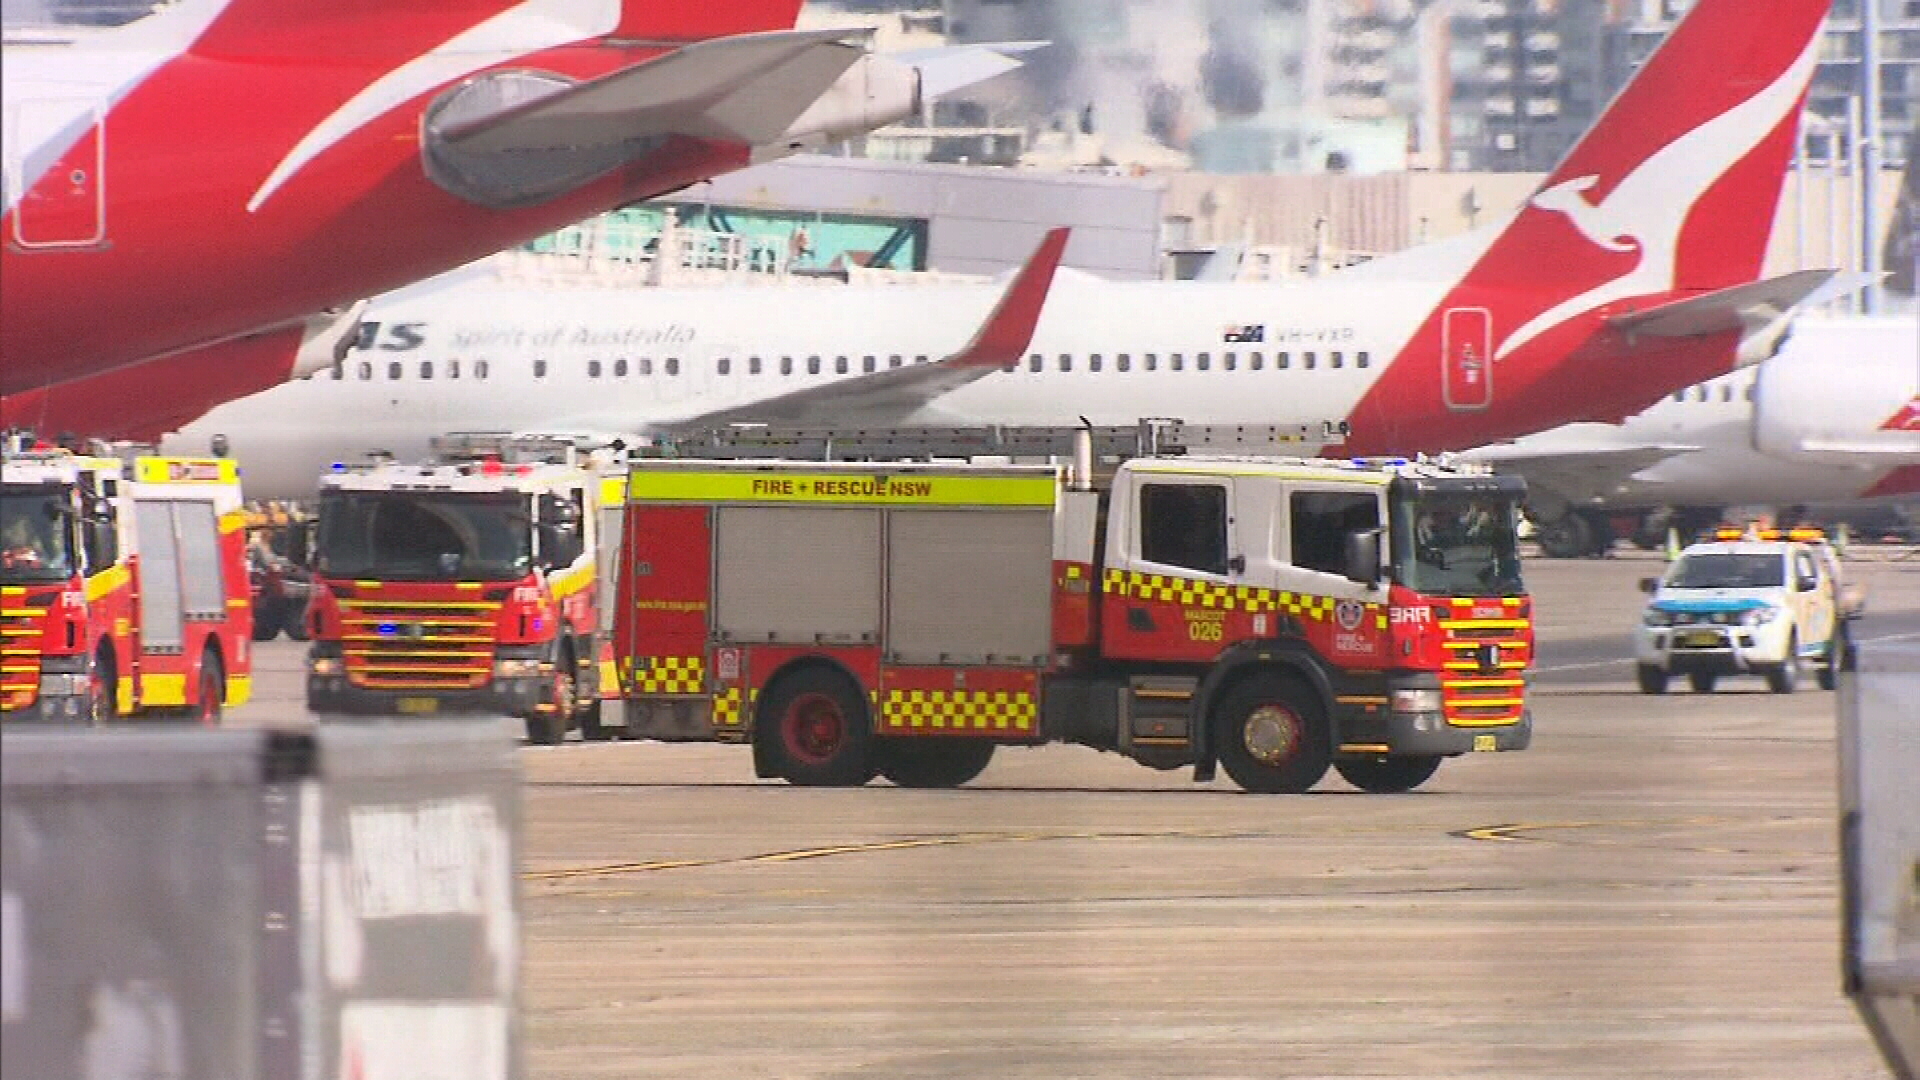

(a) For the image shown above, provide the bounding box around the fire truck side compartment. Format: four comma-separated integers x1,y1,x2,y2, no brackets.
886,507,1053,666
714,506,881,645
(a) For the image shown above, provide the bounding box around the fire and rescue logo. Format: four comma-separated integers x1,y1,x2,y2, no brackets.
1334,599,1366,632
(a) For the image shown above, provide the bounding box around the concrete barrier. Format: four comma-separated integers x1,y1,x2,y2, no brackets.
1,719,520,1080
1839,642,1920,1080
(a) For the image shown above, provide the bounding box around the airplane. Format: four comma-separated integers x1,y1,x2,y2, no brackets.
0,0,1033,414
144,0,1840,499
1462,314,1920,556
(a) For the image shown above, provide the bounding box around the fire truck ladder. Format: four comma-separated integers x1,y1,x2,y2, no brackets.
643,419,1331,462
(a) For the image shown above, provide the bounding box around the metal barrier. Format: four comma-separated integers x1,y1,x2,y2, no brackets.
1839,642,1920,1080
1,719,520,1080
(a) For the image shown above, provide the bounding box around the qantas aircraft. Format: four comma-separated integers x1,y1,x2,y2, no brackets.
1462,315,1920,555
0,0,1031,413
146,0,1841,498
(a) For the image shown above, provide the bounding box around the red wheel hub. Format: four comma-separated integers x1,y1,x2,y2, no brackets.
782,692,846,764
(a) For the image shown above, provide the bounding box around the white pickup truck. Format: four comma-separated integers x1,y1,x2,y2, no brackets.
1634,530,1864,694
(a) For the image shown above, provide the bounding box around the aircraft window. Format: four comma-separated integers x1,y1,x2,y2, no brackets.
666,357,680,376
749,356,763,375
587,359,602,378
807,355,821,375
1672,391,1684,403
1059,354,1072,372
1277,352,1290,369
388,361,403,380
1745,383,1755,402
1090,354,1103,372
475,360,489,380
835,356,849,375
1356,351,1370,369
639,357,654,376
1224,352,1237,371
449,359,461,380
534,359,548,379
420,361,433,380
1029,353,1043,373
1145,353,1158,371
1249,352,1263,371
1330,351,1343,369
1171,353,1184,372
612,358,626,377
889,355,903,369
1117,354,1131,372
1197,352,1211,371
1720,385,1732,402
914,355,929,365
862,355,876,373
358,361,372,380
780,356,793,376
717,357,731,376
1303,352,1316,370
330,360,344,380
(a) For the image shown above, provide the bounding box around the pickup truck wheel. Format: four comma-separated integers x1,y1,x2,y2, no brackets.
877,738,995,788
760,668,875,787
1213,672,1330,794
1636,665,1669,695
1334,754,1441,794
1817,623,1849,691
1765,634,1800,694
1687,672,1717,693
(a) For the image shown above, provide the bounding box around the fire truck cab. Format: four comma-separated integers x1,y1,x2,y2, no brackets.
303,434,624,744
2,443,253,724
610,423,1534,793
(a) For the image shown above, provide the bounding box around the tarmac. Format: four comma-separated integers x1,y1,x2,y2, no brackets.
243,546,1920,1080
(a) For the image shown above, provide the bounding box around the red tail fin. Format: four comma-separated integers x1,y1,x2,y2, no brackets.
612,0,807,42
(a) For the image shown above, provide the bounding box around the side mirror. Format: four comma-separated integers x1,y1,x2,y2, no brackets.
538,493,580,528
1343,529,1382,586
1639,576,1659,594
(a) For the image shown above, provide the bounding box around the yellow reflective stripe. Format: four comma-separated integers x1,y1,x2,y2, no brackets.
225,674,251,707
628,470,1057,507
85,563,131,602
1440,619,1529,629
140,673,189,707
599,476,626,507
549,566,593,601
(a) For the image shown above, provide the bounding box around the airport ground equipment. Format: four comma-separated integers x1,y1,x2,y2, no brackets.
303,434,626,745
606,421,1534,792
244,501,316,642
1838,641,1920,1080
0,719,522,1080
1,443,253,724
1634,526,1859,695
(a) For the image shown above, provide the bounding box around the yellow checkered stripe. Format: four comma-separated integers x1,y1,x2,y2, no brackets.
883,689,1036,732
631,655,704,695
718,684,744,726
1103,568,1367,623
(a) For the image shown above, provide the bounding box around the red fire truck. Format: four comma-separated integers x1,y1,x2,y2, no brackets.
1,443,253,724
303,435,626,744
606,423,1534,792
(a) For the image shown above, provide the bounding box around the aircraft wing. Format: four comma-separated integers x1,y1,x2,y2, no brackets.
655,228,1071,430
1466,443,1700,507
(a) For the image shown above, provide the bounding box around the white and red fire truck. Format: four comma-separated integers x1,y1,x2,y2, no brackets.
604,423,1534,793
1,442,253,724
303,434,626,744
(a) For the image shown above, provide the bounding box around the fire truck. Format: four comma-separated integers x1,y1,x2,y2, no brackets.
606,422,1534,793
1,442,253,724
302,434,626,744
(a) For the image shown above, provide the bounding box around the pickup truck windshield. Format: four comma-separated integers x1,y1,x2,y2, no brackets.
0,489,77,584
315,491,531,581
1391,491,1525,597
1667,552,1783,589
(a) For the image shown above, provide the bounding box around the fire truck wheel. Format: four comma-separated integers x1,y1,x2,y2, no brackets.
88,650,116,726
577,700,619,742
196,654,224,728
1334,754,1441,794
1635,665,1669,695
1213,673,1330,794
282,602,311,642
759,668,875,787
250,602,282,642
876,738,995,788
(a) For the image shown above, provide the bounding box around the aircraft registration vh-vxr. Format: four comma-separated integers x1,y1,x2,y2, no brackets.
156,0,1841,499
0,0,1034,430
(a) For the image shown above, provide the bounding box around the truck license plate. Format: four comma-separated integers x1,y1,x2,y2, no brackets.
396,697,440,715
1473,734,1497,752
1681,630,1720,647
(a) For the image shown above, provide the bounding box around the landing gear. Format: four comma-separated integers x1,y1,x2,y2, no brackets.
1534,508,1615,559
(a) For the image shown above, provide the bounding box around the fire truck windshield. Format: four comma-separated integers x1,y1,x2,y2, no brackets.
315,491,532,581
1392,492,1525,598
0,489,77,583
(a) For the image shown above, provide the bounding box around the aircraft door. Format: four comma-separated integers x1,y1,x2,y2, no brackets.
1441,307,1493,411
6,98,107,249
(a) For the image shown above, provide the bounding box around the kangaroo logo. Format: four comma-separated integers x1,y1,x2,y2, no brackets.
1882,399,1920,432
1496,32,1822,361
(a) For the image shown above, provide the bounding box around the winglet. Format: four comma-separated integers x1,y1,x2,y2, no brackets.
945,227,1071,369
